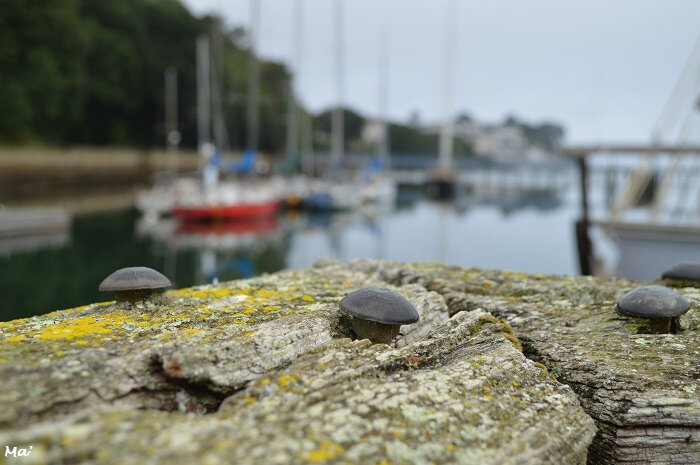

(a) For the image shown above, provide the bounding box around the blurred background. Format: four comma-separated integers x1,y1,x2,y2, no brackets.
1,0,698,321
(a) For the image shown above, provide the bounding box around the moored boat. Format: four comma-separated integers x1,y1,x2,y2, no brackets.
172,200,280,222
171,177,284,222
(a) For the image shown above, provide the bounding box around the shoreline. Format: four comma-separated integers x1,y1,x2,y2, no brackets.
0,146,202,201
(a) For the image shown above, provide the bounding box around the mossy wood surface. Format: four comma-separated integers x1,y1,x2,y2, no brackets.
341,260,700,464
2,259,695,463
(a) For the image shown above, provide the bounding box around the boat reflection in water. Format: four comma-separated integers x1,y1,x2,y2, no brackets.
135,204,390,287
135,179,579,292
136,213,286,285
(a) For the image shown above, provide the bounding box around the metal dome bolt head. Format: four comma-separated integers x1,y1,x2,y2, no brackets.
662,262,700,283
99,267,172,302
617,285,690,334
339,287,419,344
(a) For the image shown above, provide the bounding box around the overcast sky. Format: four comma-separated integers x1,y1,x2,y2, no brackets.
182,0,699,143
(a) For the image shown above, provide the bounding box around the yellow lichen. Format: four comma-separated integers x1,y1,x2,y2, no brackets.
35,316,113,342
279,374,298,387
302,440,344,463
197,307,213,315
180,329,203,337
171,287,237,299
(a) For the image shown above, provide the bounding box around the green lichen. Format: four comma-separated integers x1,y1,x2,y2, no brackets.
6,259,698,463
0,262,599,464
342,259,699,463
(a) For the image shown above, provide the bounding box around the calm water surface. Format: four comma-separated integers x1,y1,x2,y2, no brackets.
4,157,698,321
0,188,584,321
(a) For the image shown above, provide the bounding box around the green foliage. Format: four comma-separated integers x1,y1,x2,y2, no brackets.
314,107,366,143
0,0,87,142
389,123,473,157
0,0,292,151
0,0,554,157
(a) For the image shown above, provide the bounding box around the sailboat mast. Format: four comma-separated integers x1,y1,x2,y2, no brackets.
286,0,302,166
196,35,211,156
378,25,390,166
247,0,261,152
331,0,345,168
210,18,230,152
164,67,179,174
438,0,457,170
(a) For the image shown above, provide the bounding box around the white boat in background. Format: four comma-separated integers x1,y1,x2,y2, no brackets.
136,178,184,216
283,172,395,211
599,221,700,281
305,175,396,211
361,175,396,204
304,179,361,211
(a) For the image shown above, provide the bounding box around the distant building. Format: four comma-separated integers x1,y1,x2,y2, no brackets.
422,115,562,161
457,120,527,160
361,120,385,146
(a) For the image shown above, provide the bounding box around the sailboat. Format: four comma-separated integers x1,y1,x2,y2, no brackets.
304,0,395,211
169,144,283,222
140,11,284,222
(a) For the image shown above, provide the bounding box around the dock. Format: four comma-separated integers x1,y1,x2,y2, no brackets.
0,206,71,238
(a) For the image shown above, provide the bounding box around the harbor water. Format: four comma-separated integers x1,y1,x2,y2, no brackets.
1,184,581,321
2,168,698,322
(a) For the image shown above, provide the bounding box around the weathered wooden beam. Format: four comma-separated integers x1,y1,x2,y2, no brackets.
345,259,700,464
